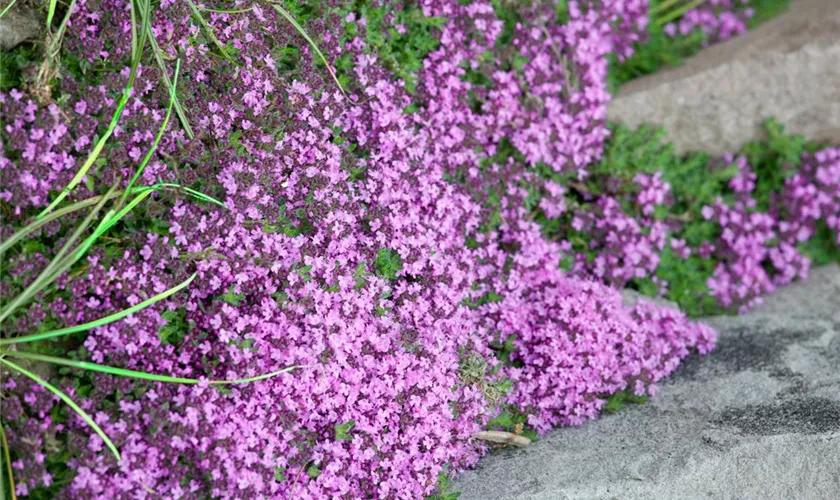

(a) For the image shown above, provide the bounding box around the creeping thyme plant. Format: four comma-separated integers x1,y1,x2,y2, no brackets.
0,0,836,498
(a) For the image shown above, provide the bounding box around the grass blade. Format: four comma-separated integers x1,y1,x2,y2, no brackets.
121,59,181,205
0,0,18,20
1,351,198,384
650,0,683,16
218,366,306,385
1,351,308,385
0,183,118,325
185,0,236,63
70,190,154,260
1,190,125,254
46,0,57,27
157,183,227,208
654,0,708,27
76,184,224,259
272,3,346,96
0,423,16,500
0,273,197,346
45,0,78,60
145,26,194,139
129,0,139,62
0,358,121,462
37,0,150,219
200,6,252,14
2,181,222,256
36,98,128,218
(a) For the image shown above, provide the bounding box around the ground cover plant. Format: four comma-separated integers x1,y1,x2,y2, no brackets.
0,0,836,498
609,0,791,90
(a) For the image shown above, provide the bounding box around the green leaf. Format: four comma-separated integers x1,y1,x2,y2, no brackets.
374,248,403,281
273,3,346,96
37,0,151,219
158,308,188,345
219,285,245,306
297,264,313,282
488,411,513,428
0,421,16,500
0,358,122,462
0,350,306,385
334,420,355,441
1,273,197,345
603,390,649,415
306,463,321,479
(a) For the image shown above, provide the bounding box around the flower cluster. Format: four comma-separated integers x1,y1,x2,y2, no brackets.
2,0,821,499
478,221,715,433
555,129,840,315
663,0,753,43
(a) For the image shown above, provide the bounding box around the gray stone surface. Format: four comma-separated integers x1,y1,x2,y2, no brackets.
607,0,840,155
0,4,41,52
454,264,840,500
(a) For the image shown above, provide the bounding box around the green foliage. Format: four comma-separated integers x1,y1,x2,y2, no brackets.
458,352,512,407
491,0,525,48
651,248,722,317
543,119,838,317
334,420,356,441
489,333,520,367
341,1,445,93
799,221,840,266
741,118,819,212
486,407,537,441
737,119,839,266
158,308,189,345
8,441,73,499
590,124,729,214
538,123,731,316
427,469,462,500
554,0,570,25
374,248,403,280
218,284,246,306
462,289,504,310
608,22,706,93
306,462,322,479
0,43,38,91
602,390,648,414
747,0,791,28
608,0,791,92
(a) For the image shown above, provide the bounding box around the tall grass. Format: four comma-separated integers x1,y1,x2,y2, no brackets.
272,2,347,96
0,1,297,495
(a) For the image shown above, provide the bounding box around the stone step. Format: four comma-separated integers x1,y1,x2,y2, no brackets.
607,0,840,155
454,265,840,500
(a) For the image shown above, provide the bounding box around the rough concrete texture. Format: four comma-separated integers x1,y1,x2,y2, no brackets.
454,264,840,500
0,4,41,52
607,0,840,155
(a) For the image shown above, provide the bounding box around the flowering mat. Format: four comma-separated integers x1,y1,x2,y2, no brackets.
0,0,837,499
